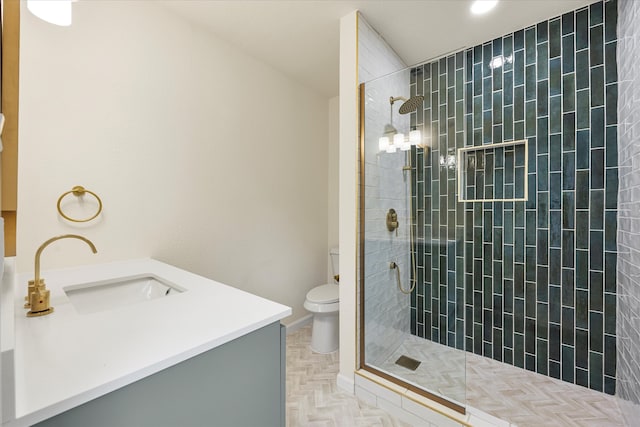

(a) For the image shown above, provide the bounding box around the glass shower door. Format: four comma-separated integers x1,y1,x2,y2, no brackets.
360,55,467,411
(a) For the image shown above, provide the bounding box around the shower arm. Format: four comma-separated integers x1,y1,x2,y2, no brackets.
389,96,406,127
389,97,395,128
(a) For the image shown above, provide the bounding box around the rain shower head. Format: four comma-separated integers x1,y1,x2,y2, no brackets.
378,95,426,153
390,95,425,114
398,96,424,114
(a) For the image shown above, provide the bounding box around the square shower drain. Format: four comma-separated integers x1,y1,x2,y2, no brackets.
395,355,421,371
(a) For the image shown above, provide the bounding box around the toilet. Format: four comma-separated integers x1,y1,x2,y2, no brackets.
304,247,339,354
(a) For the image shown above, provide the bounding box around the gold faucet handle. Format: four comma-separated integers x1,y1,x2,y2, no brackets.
24,279,43,308
27,287,54,317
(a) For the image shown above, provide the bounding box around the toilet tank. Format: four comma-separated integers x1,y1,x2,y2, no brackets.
330,247,339,280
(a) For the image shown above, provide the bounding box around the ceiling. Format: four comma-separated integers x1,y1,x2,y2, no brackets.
160,1,596,98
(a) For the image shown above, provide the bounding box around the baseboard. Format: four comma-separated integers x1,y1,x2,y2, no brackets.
284,314,312,335
336,372,355,394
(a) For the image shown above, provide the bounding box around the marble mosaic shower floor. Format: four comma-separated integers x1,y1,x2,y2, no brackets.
373,335,625,427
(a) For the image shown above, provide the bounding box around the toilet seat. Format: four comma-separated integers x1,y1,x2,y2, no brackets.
304,284,339,313
306,284,339,303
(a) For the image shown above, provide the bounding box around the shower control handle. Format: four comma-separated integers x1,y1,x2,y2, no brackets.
386,209,399,235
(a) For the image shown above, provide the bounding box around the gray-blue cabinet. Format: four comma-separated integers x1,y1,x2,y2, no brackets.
35,322,286,427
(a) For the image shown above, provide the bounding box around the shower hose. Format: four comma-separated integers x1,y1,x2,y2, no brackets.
389,149,418,295
390,260,416,294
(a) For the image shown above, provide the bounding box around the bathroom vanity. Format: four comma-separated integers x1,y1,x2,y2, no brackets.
1,259,291,427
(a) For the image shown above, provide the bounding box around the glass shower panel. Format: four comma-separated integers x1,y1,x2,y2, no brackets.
361,57,467,409
361,67,414,375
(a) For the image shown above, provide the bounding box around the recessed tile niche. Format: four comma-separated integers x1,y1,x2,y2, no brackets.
458,139,529,203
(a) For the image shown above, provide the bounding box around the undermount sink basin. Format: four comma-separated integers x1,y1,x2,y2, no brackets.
64,274,185,314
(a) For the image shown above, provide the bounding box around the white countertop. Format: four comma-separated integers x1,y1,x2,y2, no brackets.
7,258,291,427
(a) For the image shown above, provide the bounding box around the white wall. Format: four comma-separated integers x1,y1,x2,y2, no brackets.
16,1,329,325
338,11,359,392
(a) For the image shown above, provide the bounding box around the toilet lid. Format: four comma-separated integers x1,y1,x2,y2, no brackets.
307,284,339,304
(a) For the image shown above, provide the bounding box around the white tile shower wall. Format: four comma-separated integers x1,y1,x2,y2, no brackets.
358,16,405,84
616,0,640,424
358,15,412,365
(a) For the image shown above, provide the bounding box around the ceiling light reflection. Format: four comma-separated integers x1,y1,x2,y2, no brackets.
470,0,498,15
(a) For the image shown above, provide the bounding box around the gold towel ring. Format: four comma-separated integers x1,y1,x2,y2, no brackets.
57,186,103,223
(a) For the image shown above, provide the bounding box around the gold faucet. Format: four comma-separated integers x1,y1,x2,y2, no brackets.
25,234,98,317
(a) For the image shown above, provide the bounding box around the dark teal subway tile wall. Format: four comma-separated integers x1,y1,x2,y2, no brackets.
409,0,617,394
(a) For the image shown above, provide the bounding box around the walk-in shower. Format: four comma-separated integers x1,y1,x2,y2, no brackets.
358,1,636,424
